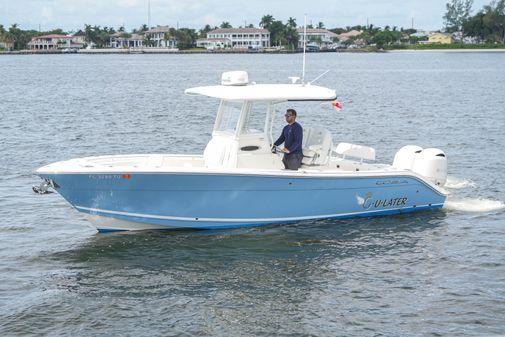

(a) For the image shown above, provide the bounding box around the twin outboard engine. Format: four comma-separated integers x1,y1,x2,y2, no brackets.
393,145,447,186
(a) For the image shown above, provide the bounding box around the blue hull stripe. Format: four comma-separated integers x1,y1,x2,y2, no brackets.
76,204,444,224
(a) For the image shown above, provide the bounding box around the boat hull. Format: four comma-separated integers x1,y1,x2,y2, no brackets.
38,171,446,232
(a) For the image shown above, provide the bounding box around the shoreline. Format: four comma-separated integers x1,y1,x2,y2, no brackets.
388,48,505,53
1,48,505,55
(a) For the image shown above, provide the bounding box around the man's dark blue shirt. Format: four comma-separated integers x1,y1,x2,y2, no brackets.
274,122,303,154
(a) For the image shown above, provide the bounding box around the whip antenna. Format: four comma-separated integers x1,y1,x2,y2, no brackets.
309,70,330,84
302,14,307,84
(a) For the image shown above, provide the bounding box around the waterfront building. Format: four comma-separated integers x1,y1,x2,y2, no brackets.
196,38,231,50
336,30,363,43
0,41,14,50
109,33,144,48
145,25,176,48
71,31,86,45
297,28,339,49
410,30,430,38
428,32,453,44
27,34,84,50
205,28,270,49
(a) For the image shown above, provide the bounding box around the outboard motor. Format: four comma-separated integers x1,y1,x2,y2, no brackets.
411,148,447,186
393,145,423,170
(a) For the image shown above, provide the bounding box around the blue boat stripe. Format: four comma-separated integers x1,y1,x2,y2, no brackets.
75,204,444,223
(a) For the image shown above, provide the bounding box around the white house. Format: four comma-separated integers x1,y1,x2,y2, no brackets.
205,28,270,49
145,25,176,48
27,34,84,50
297,28,338,49
109,33,144,48
196,38,231,50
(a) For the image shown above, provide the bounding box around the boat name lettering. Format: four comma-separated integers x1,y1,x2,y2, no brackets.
89,174,122,180
376,179,408,185
361,192,408,210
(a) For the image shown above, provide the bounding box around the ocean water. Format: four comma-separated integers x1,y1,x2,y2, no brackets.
1,52,504,336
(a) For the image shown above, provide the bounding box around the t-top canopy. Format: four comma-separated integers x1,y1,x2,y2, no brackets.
185,83,337,102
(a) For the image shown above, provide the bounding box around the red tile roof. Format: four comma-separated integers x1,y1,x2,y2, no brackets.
296,28,338,37
146,26,170,33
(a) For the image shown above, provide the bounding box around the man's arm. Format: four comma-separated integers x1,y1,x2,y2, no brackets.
273,127,286,146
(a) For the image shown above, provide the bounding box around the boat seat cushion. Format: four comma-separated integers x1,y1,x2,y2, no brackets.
334,142,376,162
302,127,333,166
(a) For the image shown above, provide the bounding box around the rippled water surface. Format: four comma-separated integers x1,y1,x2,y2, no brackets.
1,52,505,336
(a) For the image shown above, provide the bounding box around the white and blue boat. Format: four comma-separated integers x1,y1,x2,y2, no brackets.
35,71,448,232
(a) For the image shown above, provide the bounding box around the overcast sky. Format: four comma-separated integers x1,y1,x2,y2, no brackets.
0,0,491,32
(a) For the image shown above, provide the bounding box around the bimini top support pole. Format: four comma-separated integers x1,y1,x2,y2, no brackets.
302,14,307,85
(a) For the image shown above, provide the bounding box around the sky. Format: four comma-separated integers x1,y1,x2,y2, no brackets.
0,0,492,32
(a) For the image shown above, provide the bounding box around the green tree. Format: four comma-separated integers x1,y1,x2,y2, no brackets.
287,17,297,29
284,18,299,49
488,0,505,42
463,0,505,42
220,22,232,29
83,24,114,48
174,28,197,49
317,21,325,29
444,0,473,36
0,24,6,48
463,11,487,40
260,14,274,29
144,34,154,47
372,29,401,48
84,24,96,44
199,24,213,38
259,15,285,46
6,24,29,50
269,20,285,46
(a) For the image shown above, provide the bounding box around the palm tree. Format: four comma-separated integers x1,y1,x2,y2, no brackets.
84,24,96,44
287,17,297,28
199,24,213,38
144,34,153,47
0,24,6,48
284,23,299,50
260,15,274,29
220,22,232,29
7,24,21,50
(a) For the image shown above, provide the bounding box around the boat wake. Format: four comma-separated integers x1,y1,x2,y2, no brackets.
444,197,505,212
444,176,476,189
441,175,504,212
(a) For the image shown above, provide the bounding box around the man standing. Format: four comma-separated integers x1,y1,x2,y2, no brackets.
273,109,303,170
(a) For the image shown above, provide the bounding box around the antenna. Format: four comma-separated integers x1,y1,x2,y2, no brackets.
309,70,330,84
302,14,307,85
148,0,151,29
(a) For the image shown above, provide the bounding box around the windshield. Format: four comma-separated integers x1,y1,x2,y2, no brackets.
240,101,269,134
216,100,242,133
